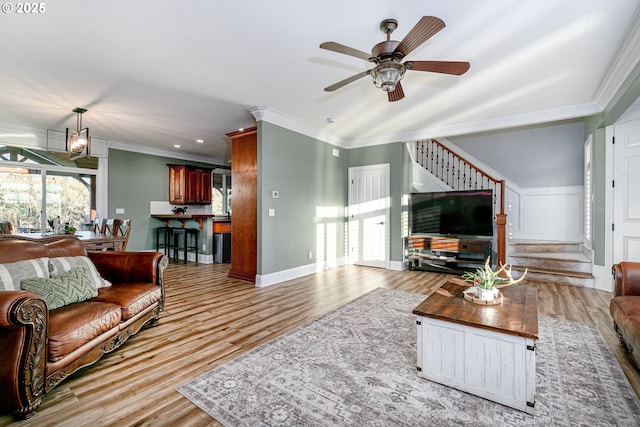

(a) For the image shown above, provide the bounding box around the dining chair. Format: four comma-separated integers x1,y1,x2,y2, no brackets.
0,221,13,234
92,218,108,234
115,219,131,251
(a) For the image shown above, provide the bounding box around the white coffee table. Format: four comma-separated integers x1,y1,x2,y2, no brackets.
413,279,538,414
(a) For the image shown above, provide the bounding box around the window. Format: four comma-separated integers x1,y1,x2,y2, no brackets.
583,135,592,249
0,145,98,233
212,173,231,215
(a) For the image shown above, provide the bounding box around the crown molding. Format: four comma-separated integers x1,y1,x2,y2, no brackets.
248,106,347,148
0,121,46,147
249,98,601,150
0,121,227,165
106,139,227,166
345,99,602,149
594,6,640,108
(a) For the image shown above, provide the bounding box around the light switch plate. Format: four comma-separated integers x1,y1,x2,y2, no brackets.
115,208,125,214
268,208,275,217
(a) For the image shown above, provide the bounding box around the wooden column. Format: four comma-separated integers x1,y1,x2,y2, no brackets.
226,127,257,282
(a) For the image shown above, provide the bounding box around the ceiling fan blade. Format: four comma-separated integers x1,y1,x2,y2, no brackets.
388,82,405,102
320,41,372,61
394,16,445,58
406,60,470,75
324,70,371,92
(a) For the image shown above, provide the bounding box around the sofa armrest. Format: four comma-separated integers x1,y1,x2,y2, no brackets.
612,262,640,297
87,251,167,286
0,292,48,418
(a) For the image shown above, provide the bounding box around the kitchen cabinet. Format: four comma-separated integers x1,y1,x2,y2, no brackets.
168,164,212,205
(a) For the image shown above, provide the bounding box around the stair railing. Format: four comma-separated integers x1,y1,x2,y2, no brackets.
414,139,507,265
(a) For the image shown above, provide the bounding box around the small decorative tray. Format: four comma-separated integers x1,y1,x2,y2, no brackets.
463,288,503,305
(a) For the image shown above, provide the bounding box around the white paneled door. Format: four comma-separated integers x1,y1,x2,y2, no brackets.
614,118,640,262
348,164,390,268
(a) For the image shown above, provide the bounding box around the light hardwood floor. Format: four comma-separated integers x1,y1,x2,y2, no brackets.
1,263,638,426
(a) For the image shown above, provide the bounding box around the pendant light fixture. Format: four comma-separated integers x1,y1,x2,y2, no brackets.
66,107,91,159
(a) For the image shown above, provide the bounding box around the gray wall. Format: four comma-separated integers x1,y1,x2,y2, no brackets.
258,122,347,274
448,121,585,187
107,149,221,252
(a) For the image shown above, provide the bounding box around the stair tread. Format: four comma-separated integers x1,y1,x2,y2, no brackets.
509,252,590,262
510,239,582,245
512,265,594,278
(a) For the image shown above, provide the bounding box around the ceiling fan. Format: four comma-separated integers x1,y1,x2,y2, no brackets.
320,16,470,102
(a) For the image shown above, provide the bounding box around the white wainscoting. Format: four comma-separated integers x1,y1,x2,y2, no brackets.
507,185,583,242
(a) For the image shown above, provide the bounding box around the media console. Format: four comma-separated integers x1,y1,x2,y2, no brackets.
406,235,492,274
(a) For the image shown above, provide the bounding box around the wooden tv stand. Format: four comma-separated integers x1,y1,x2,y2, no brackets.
406,235,492,274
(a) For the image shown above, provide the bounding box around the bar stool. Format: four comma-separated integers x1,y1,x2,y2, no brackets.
173,228,198,264
155,226,174,257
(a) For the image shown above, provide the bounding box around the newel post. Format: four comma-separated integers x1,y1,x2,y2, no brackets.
496,213,507,266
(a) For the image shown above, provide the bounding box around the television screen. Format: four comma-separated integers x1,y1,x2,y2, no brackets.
410,190,493,237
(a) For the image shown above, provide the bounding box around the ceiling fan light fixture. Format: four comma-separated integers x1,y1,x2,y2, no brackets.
65,107,91,159
371,62,405,92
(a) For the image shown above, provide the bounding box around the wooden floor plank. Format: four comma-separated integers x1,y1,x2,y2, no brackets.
0,263,638,426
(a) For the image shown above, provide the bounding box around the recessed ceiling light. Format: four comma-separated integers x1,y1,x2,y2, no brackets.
326,117,335,123
196,139,204,143
174,144,181,148
238,128,244,132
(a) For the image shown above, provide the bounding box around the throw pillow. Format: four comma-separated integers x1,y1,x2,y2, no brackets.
0,257,49,291
48,256,111,289
21,267,98,310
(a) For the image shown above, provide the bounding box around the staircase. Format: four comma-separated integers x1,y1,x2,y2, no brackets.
507,240,594,287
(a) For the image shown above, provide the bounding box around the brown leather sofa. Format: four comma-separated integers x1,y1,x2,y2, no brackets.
611,261,640,369
0,237,168,419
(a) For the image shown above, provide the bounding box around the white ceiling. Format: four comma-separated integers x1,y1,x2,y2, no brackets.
1,0,639,164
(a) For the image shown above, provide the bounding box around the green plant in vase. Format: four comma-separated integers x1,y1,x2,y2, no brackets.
462,257,527,301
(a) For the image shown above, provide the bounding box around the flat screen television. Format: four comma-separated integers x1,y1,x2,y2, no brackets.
410,190,494,238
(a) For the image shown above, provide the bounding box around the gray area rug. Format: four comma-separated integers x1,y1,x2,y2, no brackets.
177,288,640,426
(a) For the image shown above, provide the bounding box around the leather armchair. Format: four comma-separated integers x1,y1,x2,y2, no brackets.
610,262,640,369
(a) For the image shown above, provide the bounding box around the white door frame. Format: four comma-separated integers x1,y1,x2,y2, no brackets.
348,164,391,268
612,117,640,264
601,106,640,291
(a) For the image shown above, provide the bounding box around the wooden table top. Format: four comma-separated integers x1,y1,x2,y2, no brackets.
151,214,229,230
413,279,538,339
150,214,218,220
12,231,125,244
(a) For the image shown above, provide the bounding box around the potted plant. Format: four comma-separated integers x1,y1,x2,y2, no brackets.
461,257,527,302
64,226,77,235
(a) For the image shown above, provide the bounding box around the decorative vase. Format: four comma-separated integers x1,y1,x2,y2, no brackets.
476,286,500,302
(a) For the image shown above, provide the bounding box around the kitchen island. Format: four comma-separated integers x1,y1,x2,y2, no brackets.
150,214,215,230
150,214,231,264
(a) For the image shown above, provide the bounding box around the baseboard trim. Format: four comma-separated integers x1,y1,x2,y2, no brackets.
256,257,347,288
256,264,317,288
593,264,613,292
140,249,214,264
389,260,406,271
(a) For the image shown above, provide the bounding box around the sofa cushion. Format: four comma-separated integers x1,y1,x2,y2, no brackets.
21,267,98,310
48,301,122,362
611,296,640,345
92,283,162,321
0,257,49,291
49,256,111,289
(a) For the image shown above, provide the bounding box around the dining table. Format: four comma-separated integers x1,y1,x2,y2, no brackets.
9,231,127,252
